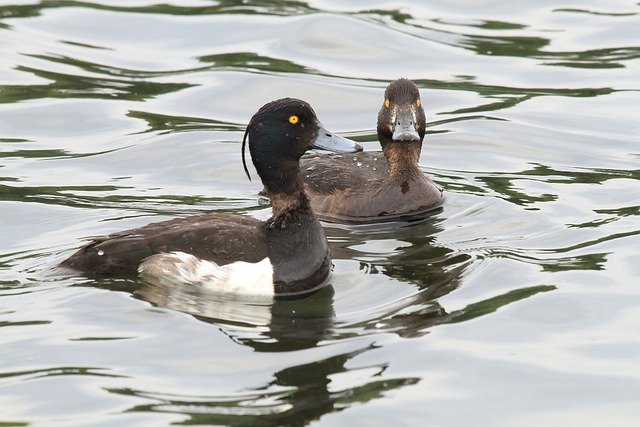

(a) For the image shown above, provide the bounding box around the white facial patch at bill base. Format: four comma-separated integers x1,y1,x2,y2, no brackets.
389,105,419,131
138,252,275,298
389,105,397,132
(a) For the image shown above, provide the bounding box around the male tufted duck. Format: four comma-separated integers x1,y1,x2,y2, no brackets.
300,78,443,223
60,98,362,298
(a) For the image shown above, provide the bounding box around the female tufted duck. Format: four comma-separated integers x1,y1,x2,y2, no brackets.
300,78,443,223
60,98,362,299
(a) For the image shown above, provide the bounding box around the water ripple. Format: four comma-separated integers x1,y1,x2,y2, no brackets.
1,1,639,425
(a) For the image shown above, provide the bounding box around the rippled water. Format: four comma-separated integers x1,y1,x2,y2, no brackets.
2,1,639,425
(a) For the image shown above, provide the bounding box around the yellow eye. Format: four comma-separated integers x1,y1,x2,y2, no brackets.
416,99,421,108
384,99,390,108
288,115,299,124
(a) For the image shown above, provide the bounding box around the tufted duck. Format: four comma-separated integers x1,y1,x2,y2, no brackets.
60,98,362,298
300,78,443,223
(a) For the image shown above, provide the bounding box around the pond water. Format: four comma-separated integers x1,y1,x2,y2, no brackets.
1,0,639,425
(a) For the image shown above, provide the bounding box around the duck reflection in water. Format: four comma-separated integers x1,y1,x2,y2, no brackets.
326,216,470,338
128,282,419,425
131,215,473,343
325,216,554,338
136,278,337,351
104,218,553,425
133,216,468,345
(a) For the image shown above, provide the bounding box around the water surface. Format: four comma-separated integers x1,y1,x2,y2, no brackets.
1,1,639,425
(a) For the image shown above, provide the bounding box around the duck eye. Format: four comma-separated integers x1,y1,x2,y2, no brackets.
384,99,390,109
416,99,421,108
288,115,299,124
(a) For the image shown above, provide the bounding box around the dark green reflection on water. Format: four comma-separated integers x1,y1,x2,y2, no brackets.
476,20,527,30
328,218,468,294
431,18,527,31
355,285,556,335
0,65,194,104
461,34,640,69
1,149,68,159
134,282,337,351
81,215,559,426
0,183,244,214
199,52,316,74
0,0,317,21
0,366,124,380
0,145,129,161
545,47,640,69
541,253,607,272
446,285,556,324
69,336,134,341
0,138,29,143
0,320,51,327
345,284,554,335
437,164,640,208
326,219,556,338
135,279,405,424
554,8,638,17
26,53,207,78
128,110,242,135
107,343,418,426
480,175,557,206
594,205,640,217
114,257,554,425
527,164,640,184
0,4,625,115
362,7,639,71
415,11,640,70
419,77,616,115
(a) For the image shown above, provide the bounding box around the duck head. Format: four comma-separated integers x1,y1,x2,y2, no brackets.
243,98,362,193
377,78,426,148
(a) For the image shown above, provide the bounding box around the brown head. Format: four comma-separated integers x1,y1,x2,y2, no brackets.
376,79,426,175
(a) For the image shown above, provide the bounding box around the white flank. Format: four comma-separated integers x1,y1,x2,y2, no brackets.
138,252,274,298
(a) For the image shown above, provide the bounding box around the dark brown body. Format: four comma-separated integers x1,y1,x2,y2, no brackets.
298,78,443,223
301,143,443,223
60,210,331,297
61,214,267,276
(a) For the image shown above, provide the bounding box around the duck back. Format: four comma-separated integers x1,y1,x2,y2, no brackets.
300,150,443,223
60,213,267,276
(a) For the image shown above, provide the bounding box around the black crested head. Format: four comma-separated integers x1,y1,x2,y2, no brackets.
242,98,318,183
242,97,361,194
377,78,426,146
